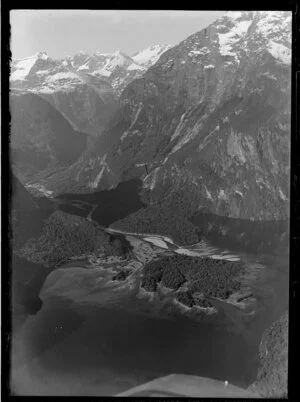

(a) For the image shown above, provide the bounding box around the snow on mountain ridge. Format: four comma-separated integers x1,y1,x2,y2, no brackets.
11,57,38,81
11,44,173,91
224,11,243,20
47,71,80,81
218,19,252,60
267,41,291,65
64,49,152,85
23,11,291,223
132,44,173,67
212,11,291,64
11,52,51,81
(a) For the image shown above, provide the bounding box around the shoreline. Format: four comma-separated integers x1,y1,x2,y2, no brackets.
36,219,265,322
172,297,217,315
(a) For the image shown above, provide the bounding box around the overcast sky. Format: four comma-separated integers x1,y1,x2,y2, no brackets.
10,10,225,59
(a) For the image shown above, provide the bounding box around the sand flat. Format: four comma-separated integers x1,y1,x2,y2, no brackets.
143,237,169,249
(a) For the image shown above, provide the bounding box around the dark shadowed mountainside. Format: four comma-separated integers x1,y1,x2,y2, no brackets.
10,92,89,184
41,11,290,222
10,173,54,249
10,53,118,137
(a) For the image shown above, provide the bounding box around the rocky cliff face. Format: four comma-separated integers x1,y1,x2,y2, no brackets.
64,45,173,95
132,44,174,69
36,12,291,221
10,92,89,188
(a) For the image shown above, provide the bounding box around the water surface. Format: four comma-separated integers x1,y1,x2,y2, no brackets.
11,249,288,396
11,180,289,396
56,178,145,227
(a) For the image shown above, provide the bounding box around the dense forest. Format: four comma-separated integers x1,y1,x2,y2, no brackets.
141,254,244,303
10,174,54,249
176,291,195,307
192,212,289,255
111,189,203,245
249,312,288,398
111,183,289,253
141,261,165,291
175,291,213,308
19,210,131,267
112,269,132,281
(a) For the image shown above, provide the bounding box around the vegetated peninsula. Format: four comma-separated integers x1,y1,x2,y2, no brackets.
18,210,132,268
111,189,202,245
12,206,134,324
141,255,243,308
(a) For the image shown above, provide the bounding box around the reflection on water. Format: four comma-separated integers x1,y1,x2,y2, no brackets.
56,178,145,227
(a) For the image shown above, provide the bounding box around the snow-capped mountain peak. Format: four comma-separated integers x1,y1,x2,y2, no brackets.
11,52,51,81
93,51,111,57
10,43,172,136
112,50,126,57
186,11,292,66
12,11,291,224
223,11,244,20
70,45,172,94
11,44,173,94
132,44,173,68
106,51,133,67
36,51,50,60
55,10,290,221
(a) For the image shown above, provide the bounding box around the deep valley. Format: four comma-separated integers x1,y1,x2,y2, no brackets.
8,10,290,399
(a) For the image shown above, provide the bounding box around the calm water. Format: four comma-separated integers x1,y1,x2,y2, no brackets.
56,178,145,227
11,250,288,396
11,180,289,395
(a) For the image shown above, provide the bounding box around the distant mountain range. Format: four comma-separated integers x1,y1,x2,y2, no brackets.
11,44,173,95
10,45,172,137
10,12,291,221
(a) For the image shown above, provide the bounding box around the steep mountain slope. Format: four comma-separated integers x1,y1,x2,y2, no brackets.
10,92,89,186
65,45,173,95
132,44,173,68
44,11,291,221
10,53,118,137
70,50,144,96
10,46,172,135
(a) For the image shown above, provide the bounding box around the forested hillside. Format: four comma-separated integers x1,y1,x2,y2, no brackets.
249,312,288,397
18,210,132,267
111,189,202,244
